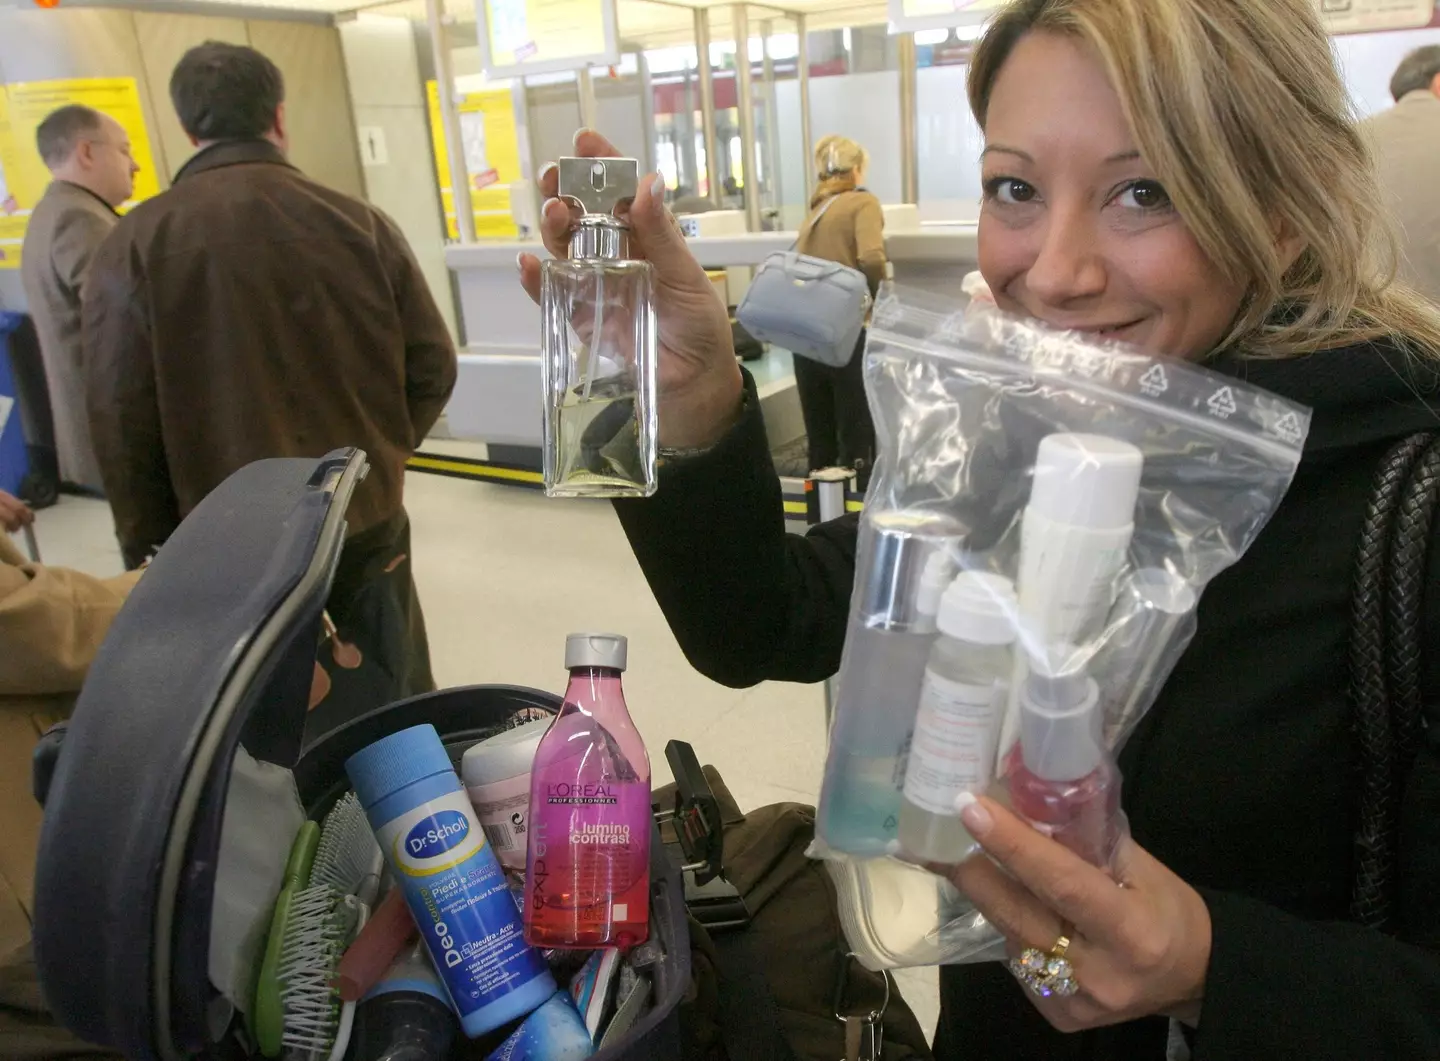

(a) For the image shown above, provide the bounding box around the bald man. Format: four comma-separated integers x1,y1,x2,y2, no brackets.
20,105,139,495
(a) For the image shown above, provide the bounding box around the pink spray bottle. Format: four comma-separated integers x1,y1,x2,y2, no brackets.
524,633,652,949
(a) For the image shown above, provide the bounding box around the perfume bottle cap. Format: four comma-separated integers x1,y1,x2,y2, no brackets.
1027,433,1143,530
936,571,1018,646
558,157,640,217
566,633,629,672
860,510,962,632
1018,646,1101,782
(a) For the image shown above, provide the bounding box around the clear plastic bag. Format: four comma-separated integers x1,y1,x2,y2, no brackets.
813,286,1311,966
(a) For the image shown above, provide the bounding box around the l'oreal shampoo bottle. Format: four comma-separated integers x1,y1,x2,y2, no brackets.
525,634,652,948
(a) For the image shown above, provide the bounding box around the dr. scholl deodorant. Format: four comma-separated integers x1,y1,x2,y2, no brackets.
347,724,556,1037
525,634,652,949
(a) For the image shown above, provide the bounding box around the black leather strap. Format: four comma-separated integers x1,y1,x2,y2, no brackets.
1349,432,1439,931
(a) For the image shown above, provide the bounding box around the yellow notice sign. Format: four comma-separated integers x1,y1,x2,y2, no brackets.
482,0,613,74
425,80,522,240
0,77,160,269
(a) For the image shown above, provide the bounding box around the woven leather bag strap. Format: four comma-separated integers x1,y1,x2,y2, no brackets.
1349,432,1440,931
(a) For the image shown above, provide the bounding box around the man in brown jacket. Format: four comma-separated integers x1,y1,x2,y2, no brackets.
83,41,457,697
0,491,136,1058
19,105,139,494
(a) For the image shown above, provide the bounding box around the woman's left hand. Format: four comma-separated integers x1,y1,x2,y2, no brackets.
949,796,1213,1032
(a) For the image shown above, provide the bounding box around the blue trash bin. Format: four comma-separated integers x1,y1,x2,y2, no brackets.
0,312,29,497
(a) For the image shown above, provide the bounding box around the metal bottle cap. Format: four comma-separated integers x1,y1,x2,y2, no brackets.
860,510,963,631
560,157,638,261
565,632,628,672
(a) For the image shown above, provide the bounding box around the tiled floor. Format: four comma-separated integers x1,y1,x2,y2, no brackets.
14,467,941,1042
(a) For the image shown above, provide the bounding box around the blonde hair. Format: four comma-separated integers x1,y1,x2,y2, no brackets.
968,0,1440,359
812,135,869,207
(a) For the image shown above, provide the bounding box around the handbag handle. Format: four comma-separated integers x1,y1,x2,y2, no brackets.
1349,431,1440,932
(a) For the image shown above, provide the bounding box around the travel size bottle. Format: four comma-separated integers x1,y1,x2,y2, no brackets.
541,157,658,498
1002,651,1120,868
899,571,1017,864
818,511,960,856
524,634,652,949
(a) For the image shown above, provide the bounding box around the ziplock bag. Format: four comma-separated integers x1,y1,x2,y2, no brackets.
813,287,1310,965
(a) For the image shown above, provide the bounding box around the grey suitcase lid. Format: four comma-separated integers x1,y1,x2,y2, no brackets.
32,449,367,1060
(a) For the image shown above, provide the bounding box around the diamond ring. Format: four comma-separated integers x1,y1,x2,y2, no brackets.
1009,934,1080,999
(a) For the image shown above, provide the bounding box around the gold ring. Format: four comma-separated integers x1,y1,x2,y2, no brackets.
1009,934,1079,999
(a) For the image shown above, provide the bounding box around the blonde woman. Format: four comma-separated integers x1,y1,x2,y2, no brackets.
521,0,1440,1052
792,136,887,477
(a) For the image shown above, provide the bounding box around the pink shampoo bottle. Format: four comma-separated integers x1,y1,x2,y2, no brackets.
524,634,652,949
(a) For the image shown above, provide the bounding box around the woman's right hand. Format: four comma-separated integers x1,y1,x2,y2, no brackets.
518,130,743,450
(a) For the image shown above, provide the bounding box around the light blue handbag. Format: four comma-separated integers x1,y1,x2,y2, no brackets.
735,194,872,368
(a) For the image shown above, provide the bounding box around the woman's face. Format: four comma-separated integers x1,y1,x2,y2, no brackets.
977,31,1248,361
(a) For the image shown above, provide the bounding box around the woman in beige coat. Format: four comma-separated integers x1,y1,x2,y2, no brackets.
792,136,887,478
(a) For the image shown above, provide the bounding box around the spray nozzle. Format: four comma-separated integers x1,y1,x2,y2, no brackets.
558,157,640,218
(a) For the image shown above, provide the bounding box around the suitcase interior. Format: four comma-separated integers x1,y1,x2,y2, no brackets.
31,448,688,1061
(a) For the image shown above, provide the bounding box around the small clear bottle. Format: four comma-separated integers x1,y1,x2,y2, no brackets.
899,571,1017,864
541,157,658,498
818,511,960,856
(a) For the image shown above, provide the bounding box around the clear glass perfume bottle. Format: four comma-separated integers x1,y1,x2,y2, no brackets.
541,157,658,498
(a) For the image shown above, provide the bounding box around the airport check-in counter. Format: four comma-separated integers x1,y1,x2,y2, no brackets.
441,215,978,459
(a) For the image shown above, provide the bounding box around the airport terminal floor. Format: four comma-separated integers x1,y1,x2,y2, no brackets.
20,456,945,1042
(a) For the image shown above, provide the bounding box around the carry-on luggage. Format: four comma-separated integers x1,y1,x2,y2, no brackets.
30,448,934,1061
29,450,690,1060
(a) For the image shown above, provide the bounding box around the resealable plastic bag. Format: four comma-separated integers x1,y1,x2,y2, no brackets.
814,286,1311,967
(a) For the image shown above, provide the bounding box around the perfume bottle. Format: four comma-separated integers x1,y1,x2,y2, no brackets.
524,634,652,949
1002,651,1120,868
541,157,658,498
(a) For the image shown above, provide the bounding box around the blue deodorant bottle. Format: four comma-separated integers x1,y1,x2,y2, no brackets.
347,724,556,1038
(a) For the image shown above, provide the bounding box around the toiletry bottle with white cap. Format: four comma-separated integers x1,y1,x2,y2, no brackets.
1017,433,1144,646
819,510,959,856
525,634,651,949
899,571,1018,864
1002,649,1120,868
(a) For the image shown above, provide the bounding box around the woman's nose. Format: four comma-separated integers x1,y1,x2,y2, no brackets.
1024,206,1107,306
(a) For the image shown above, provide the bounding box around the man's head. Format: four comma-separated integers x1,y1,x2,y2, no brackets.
35,105,138,208
170,41,287,151
1390,44,1440,103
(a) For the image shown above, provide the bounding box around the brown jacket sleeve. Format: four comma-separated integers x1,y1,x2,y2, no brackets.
376,212,457,448
50,206,113,295
0,535,139,697
853,194,887,296
82,230,181,570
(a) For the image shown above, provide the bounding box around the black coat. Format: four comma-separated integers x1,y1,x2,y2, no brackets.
614,337,1440,1059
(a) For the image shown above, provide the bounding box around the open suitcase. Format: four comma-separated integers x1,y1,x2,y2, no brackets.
29,449,692,1061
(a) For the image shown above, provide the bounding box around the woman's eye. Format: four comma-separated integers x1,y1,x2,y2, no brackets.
1114,179,1173,212
984,177,1037,205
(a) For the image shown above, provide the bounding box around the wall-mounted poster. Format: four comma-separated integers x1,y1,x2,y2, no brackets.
0,77,160,269
426,80,524,240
